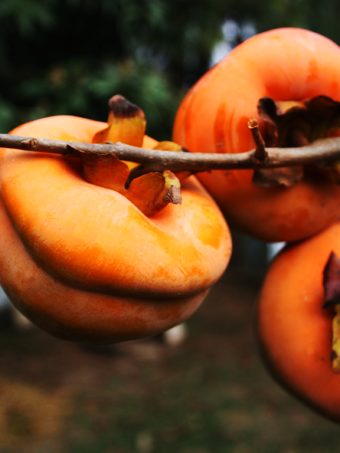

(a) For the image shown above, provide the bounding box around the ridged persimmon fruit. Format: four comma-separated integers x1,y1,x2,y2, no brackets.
258,223,340,422
173,28,340,242
0,103,232,344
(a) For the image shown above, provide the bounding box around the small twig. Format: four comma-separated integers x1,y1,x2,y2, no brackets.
248,118,268,161
1,133,340,173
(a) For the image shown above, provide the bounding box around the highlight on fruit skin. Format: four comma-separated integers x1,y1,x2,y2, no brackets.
257,222,340,423
0,98,232,344
173,27,340,243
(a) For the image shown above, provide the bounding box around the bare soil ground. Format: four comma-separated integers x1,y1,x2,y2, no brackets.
0,268,339,453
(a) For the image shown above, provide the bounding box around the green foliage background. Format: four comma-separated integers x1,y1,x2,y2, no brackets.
1,0,340,139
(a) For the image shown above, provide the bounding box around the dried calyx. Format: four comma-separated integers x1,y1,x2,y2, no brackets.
322,251,340,373
253,95,340,187
92,94,146,150
81,95,187,216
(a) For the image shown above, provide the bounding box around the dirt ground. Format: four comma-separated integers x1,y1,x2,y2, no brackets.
0,267,340,453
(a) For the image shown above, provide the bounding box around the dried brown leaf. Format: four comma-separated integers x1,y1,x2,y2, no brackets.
258,95,340,147
252,166,304,188
323,252,340,308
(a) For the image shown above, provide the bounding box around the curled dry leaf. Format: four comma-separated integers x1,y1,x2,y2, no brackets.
252,166,304,188
258,95,340,147
322,251,340,373
256,95,340,187
322,251,340,307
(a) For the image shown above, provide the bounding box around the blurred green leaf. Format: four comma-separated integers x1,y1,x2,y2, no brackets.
0,0,339,139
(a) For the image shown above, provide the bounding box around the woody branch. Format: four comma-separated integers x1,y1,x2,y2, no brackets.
1,122,340,173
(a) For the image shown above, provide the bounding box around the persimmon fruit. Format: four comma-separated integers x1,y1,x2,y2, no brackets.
0,101,232,344
173,28,340,242
258,222,340,422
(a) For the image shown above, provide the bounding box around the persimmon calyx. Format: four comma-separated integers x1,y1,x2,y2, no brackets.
322,251,340,373
332,307,340,373
252,165,304,188
128,169,181,216
152,141,191,182
81,94,186,216
92,94,146,172
81,151,182,216
258,95,340,147
92,94,146,151
253,95,340,187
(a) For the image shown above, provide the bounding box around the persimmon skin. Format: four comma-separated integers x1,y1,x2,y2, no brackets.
173,28,340,242
258,223,340,422
0,115,231,344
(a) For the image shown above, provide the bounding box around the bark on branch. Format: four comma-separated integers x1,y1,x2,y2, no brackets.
1,133,340,173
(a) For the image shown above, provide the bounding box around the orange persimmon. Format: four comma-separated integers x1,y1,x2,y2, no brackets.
258,222,340,422
173,28,340,242
0,114,231,344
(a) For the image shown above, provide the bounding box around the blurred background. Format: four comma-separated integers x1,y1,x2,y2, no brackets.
2,0,340,138
1,0,340,451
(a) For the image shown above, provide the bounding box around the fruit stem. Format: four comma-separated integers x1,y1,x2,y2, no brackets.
248,118,268,161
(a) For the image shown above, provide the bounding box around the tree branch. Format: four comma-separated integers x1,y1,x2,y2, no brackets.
247,119,268,161
1,133,340,173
